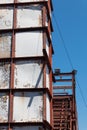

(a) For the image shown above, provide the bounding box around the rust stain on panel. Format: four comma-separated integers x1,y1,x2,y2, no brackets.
0,93,9,122
0,33,12,58
0,7,13,29
14,61,43,88
0,63,10,89
13,92,43,122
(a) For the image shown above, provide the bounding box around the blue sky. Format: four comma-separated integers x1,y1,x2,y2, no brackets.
52,0,87,130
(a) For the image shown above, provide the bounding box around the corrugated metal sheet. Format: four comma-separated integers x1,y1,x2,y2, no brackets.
0,0,14,4
0,63,10,89
0,7,13,29
0,33,12,58
17,5,42,28
46,93,50,123
0,93,9,122
14,60,43,88
15,32,43,57
13,126,43,130
13,92,43,122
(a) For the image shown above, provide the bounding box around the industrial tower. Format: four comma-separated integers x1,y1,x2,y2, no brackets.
0,0,53,130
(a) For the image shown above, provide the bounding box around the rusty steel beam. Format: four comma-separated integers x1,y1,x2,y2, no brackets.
53,70,78,130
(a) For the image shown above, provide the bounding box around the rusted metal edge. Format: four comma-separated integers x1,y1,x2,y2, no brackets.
0,26,47,32
0,122,8,126
0,56,45,62
0,89,10,92
43,49,55,82
45,3,53,32
0,121,52,129
0,1,47,7
53,95,73,99
43,120,52,130
43,49,51,70
53,86,72,89
54,70,77,76
10,122,43,126
0,88,52,98
54,79,72,82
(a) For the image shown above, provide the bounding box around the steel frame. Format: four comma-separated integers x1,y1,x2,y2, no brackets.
53,70,78,130
0,0,53,130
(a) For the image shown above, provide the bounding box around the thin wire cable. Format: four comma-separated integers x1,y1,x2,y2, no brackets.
53,13,73,70
76,78,87,108
52,13,87,109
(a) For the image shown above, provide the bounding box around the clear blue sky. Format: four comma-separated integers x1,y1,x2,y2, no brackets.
52,0,87,130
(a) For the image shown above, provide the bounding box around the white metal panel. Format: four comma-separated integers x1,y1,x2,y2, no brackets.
0,63,10,89
46,37,49,56
46,93,50,123
0,7,13,29
14,60,43,88
46,65,50,89
13,126,44,130
0,33,12,58
15,32,43,57
0,93,9,122
0,0,14,4
17,5,42,28
13,92,43,122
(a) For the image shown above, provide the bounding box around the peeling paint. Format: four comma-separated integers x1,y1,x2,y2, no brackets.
14,60,43,88
13,92,43,122
0,0,14,4
17,5,42,28
0,33,12,58
0,93,9,122
0,63,10,89
0,7,13,29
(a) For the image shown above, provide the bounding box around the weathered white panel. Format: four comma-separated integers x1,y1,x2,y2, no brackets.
46,93,50,123
0,7,13,29
0,33,12,58
14,60,43,88
13,92,43,122
0,93,9,122
18,0,48,2
46,37,49,56
0,0,14,4
46,66,50,89
15,32,43,57
0,63,10,89
17,5,42,28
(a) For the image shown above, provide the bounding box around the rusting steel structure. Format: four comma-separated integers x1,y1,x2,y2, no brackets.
0,0,54,130
53,70,78,130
